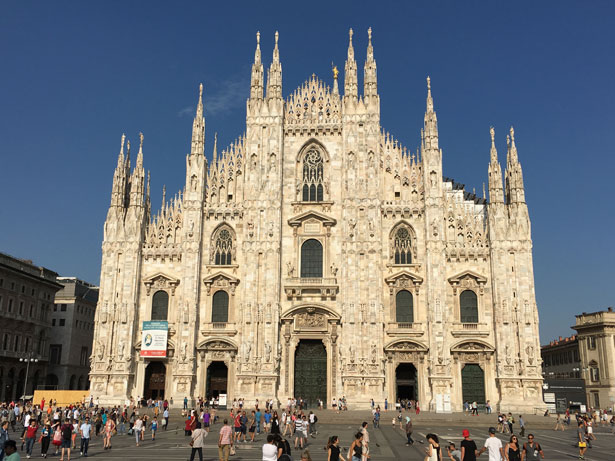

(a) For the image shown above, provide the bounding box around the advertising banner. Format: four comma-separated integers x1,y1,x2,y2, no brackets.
140,320,168,357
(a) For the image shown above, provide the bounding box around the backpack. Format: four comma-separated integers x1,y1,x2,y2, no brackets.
313,415,318,423
62,424,72,440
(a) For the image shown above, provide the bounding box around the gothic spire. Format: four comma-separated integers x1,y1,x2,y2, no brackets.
505,126,525,203
488,127,504,203
250,31,264,100
344,28,358,99
129,133,145,208
212,132,218,164
110,133,128,208
191,83,205,156
363,27,378,99
137,132,144,167
423,76,438,151
266,31,283,100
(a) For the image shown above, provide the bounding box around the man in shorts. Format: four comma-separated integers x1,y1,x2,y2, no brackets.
60,420,73,461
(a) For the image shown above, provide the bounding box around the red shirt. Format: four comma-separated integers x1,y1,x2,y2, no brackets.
234,414,241,428
26,425,38,439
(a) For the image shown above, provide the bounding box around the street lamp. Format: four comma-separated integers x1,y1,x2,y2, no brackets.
19,352,38,405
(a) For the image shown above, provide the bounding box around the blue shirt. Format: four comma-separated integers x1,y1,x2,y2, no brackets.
255,412,261,423
264,413,271,423
80,423,91,439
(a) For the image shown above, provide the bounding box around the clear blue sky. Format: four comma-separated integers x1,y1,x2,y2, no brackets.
1,1,613,342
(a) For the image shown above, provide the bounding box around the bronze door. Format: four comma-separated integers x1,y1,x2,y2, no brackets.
206,362,228,398
461,364,485,404
294,340,327,405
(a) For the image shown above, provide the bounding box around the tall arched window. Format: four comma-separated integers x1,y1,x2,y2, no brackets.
460,290,478,323
302,148,324,202
211,291,229,323
300,239,323,278
396,290,414,323
392,225,412,264
151,290,169,321
212,226,234,265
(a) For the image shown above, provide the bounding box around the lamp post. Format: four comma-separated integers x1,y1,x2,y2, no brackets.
19,352,38,405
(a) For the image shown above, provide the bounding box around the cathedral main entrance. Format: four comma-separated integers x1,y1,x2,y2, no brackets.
144,361,166,400
396,363,417,400
206,361,228,399
294,340,326,406
461,364,485,404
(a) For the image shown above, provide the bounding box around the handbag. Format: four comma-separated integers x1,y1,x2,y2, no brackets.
579,441,587,448
230,445,236,455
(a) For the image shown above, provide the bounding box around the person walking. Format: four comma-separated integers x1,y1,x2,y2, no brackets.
460,429,478,461
262,434,277,461
504,435,520,461
553,414,565,431
576,422,587,460
39,423,51,459
424,434,441,461
218,419,233,461
479,427,504,461
23,420,38,459
360,422,369,461
518,416,526,438
151,417,158,441
79,417,91,457
59,420,72,461
327,436,342,461
520,434,544,461
103,416,115,450
0,421,10,461
189,422,206,461
133,417,143,447
347,432,363,461
404,417,414,446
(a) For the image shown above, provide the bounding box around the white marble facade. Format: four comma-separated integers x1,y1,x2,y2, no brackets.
90,29,545,411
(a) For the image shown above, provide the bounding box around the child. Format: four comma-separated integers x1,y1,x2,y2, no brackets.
151,417,158,441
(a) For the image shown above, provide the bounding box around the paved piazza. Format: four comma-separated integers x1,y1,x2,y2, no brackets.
15,410,615,461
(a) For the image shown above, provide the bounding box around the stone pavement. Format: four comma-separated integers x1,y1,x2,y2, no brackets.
10,409,615,460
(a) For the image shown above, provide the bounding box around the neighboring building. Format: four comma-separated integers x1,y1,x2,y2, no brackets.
541,335,586,412
573,308,615,409
47,277,98,390
0,252,62,401
90,29,545,411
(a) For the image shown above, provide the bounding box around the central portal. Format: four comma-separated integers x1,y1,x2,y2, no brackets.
396,363,417,400
294,339,327,405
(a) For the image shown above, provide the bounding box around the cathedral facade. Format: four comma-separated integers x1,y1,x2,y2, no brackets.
90,29,545,411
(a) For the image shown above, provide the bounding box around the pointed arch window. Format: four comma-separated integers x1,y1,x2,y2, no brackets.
151,290,169,321
302,148,324,202
300,239,323,278
211,290,229,323
460,290,478,323
392,226,412,264
396,290,414,323
212,226,234,265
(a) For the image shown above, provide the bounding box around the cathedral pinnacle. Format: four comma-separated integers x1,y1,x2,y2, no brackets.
490,126,497,163
488,127,504,204
250,31,264,100
213,132,218,164
137,132,144,167
426,76,434,113
117,133,126,167
267,31,283,99
344,28,358,99
364,27,378,99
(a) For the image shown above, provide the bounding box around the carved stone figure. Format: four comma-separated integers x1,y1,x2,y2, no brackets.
264,341,272,362
286,261,295,277
330,263,338,276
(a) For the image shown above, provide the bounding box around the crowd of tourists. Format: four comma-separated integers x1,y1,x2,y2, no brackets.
0,397,172,461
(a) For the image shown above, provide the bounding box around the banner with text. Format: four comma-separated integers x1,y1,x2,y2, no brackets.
140,321,168,357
